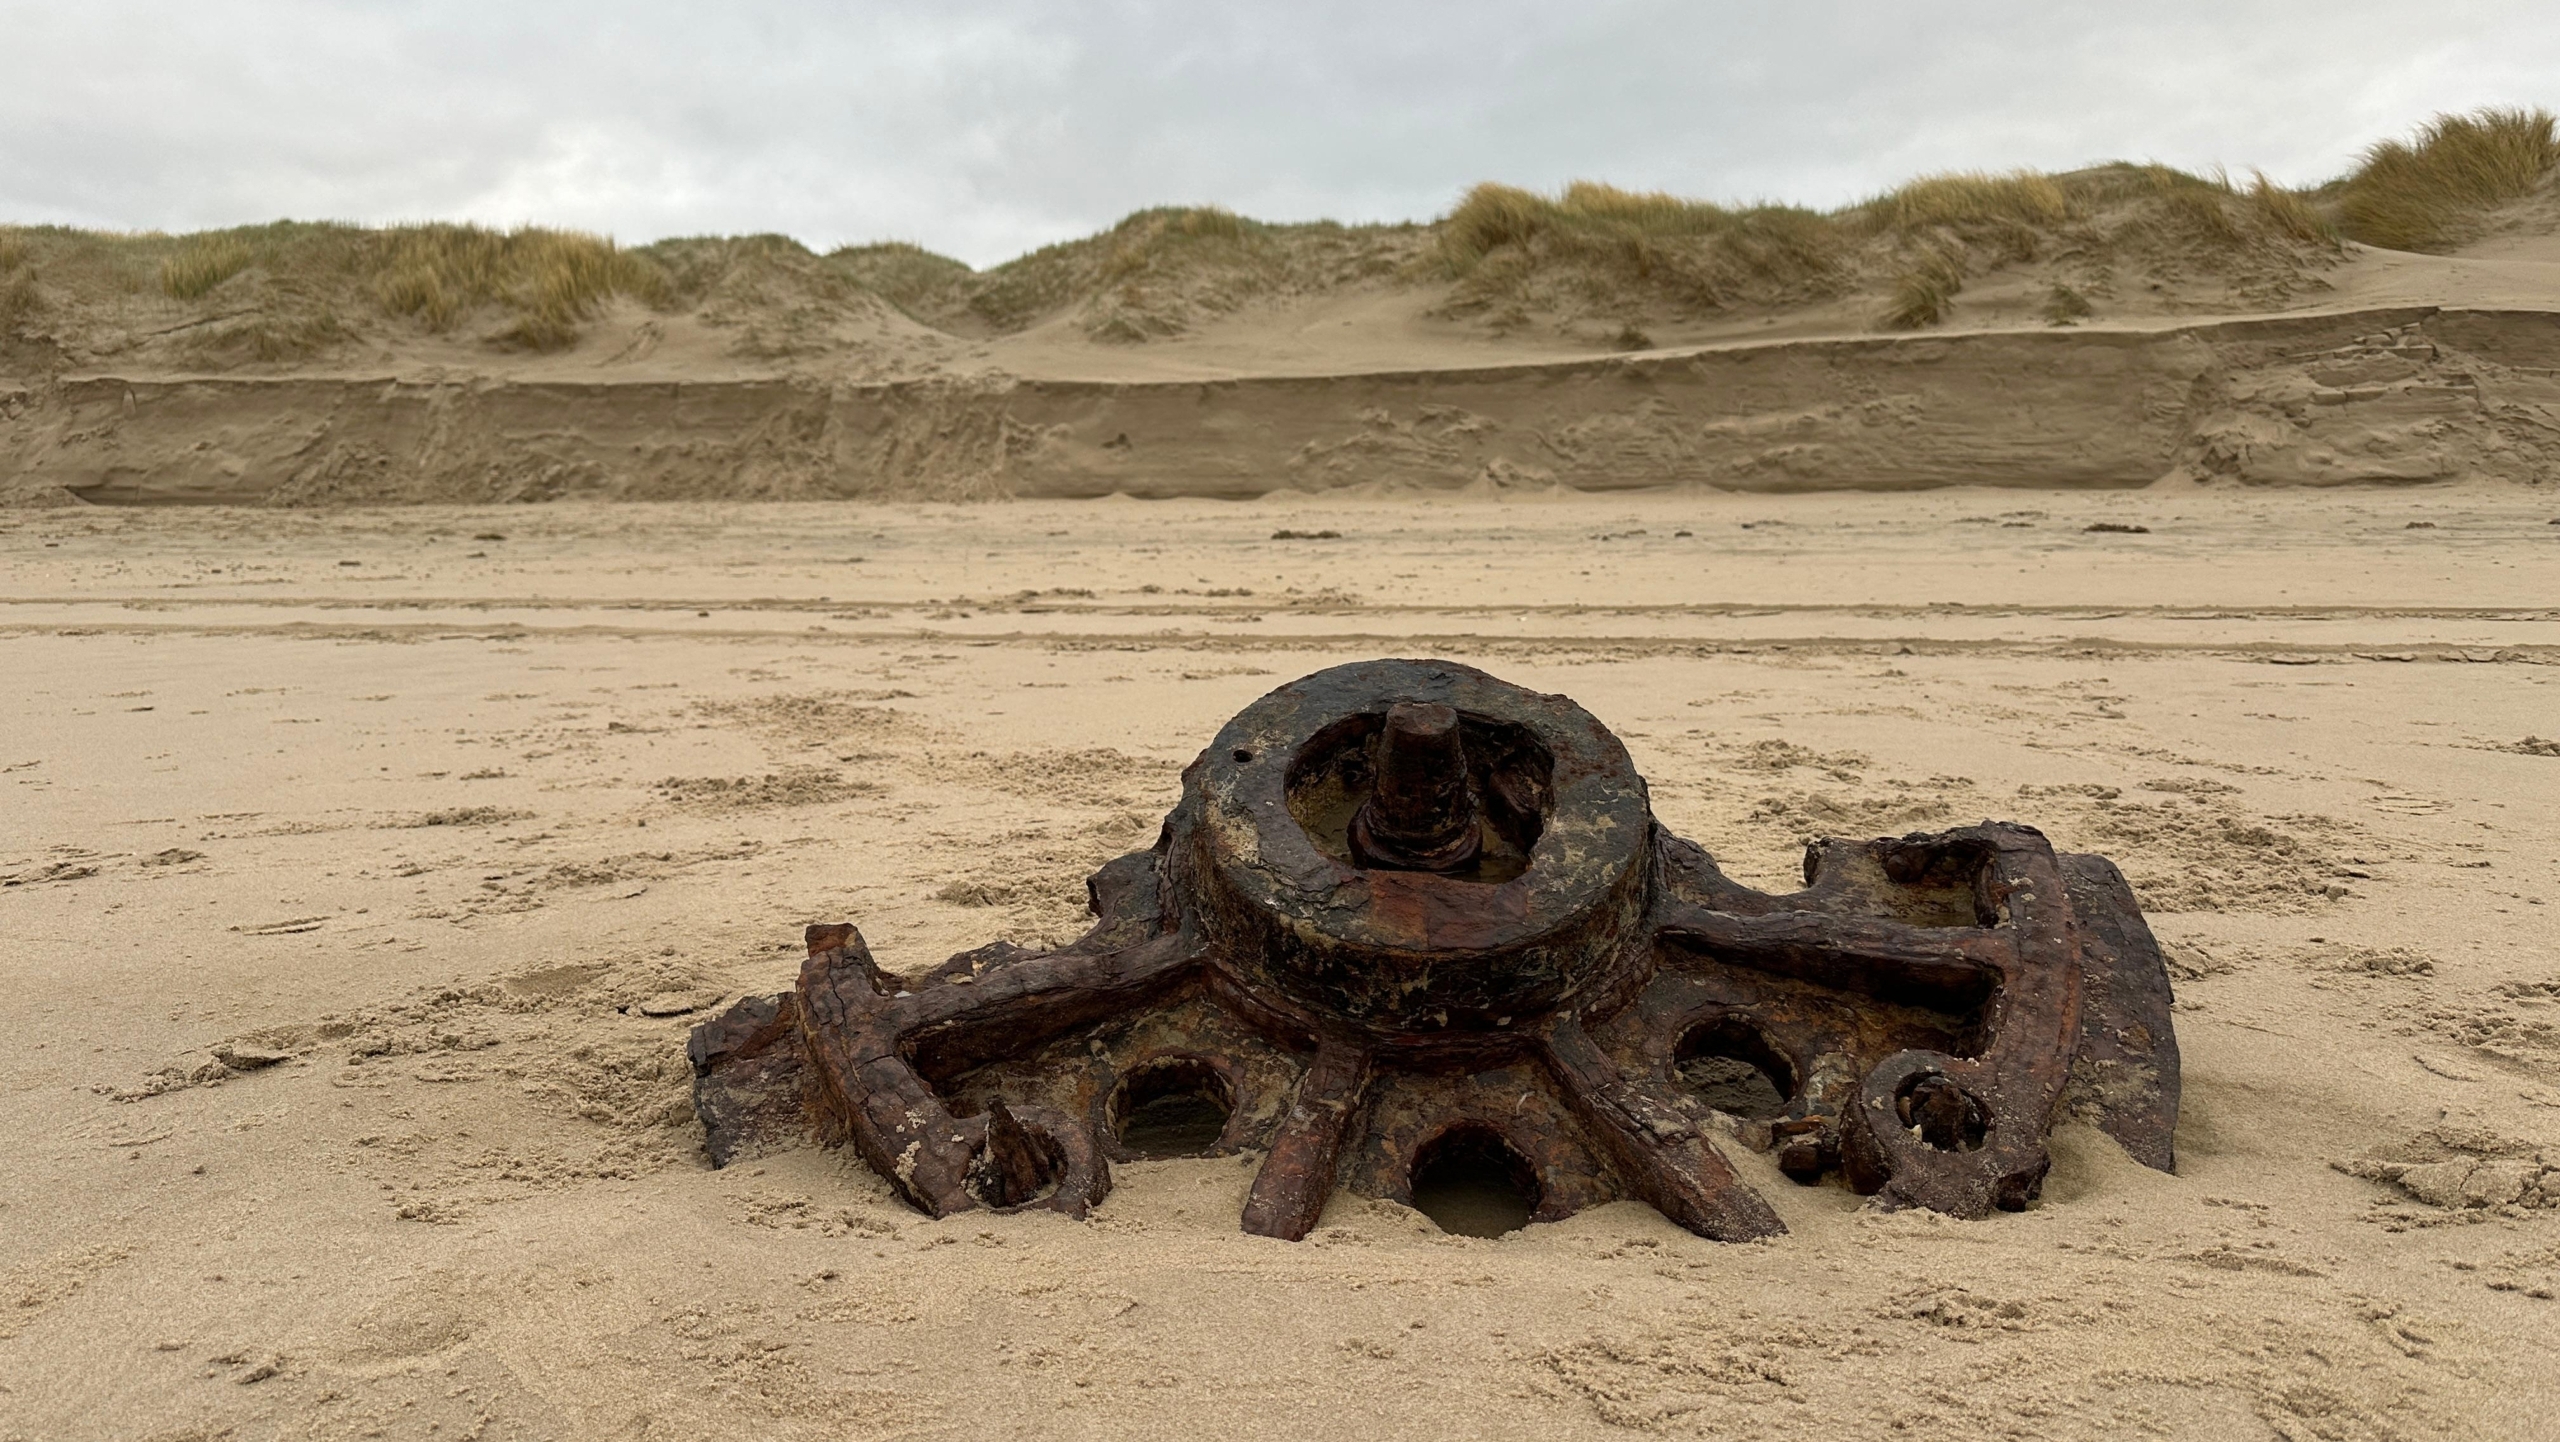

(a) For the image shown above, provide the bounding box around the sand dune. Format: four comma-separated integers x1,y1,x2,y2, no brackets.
6,112,2558,507
5,302,2557,506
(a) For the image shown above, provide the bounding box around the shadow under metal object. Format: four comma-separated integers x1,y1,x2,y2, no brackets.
688,659,2180,1239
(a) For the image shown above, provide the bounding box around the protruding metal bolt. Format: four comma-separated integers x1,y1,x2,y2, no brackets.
965,1100,1057,1208
1903,1076,1988,1152
1349,701,1483,873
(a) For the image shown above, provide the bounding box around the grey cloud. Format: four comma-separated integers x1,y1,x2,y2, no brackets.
2,0,2553,266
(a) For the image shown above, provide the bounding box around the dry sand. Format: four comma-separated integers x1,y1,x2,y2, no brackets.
4,487,2559,1439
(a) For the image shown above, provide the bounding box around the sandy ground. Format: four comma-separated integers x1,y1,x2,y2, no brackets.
4,488,2559,1440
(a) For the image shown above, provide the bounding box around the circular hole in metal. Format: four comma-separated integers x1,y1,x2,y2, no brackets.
1231,747,1254,764
1407,1124,1541,1237
1895,1073,1990,1152
1111,1058,1234,1159
1673,1015,1795,1120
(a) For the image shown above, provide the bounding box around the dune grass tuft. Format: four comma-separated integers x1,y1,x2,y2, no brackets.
1094,206,1265,281
1436,184,1547,272
1437,152,2356,331
829,240,975,318
2143,168,2248,243
2335,107,2559,252
0,230,34,329
1078,207,1281,339
1857,171,2072,235
1883,246,1967,329
1436,181,1840,315
0,221,677,357
1439,181,1802,275
912,204,1340,340
159,234,259,300
374,224,671,349
0,273,38,328
2247,171,2336,244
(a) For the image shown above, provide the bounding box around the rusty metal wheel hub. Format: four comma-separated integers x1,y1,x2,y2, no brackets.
690,659,2180,1240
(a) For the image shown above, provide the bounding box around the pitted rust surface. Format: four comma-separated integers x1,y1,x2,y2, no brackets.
689,659,2181,1239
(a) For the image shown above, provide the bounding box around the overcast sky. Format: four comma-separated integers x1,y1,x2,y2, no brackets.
3,2,2554,267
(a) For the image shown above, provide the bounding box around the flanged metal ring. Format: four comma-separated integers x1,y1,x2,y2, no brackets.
1182,658,1653,1037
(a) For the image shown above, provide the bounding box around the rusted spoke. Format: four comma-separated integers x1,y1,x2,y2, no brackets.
1241,1036,1373,1240
1656,905,2017,1004
1543,1018,1784,1242
792,931,979,1213
898,931,1200,1076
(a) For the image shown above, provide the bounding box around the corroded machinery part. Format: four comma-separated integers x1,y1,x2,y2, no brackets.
1347,702,1484,874
689,659,2180,1241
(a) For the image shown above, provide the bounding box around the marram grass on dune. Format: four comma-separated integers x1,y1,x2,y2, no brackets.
2331,106,2559,252
0,104,2549,360
7,220,677,357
